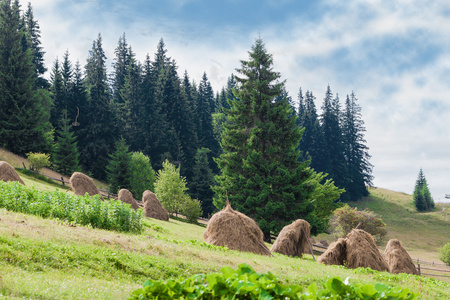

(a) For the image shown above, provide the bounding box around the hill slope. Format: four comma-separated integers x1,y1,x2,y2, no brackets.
348,187,450,261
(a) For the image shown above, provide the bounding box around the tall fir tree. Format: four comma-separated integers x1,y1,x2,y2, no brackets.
413,168,434,211
50,58,65,127
190,147,215,217
213,39,326,240
197,72,219,159
81,34,118,180
0,0,51,155
320,86,347,199
342,92,373,201
53,110,80,176
23,2,47,89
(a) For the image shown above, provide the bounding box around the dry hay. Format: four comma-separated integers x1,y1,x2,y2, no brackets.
318,238,347,266
118,189,139,210
383,239,418,275
270,219,311,257
142,190,169,221
345,229,389,272
203,202,271,256
69,172,101,197
0,161,25,185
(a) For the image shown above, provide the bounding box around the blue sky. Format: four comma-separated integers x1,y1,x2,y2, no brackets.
31,0,450,202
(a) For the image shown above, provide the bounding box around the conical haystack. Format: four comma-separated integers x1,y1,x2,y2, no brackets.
318,238,347,266
0,161,25,185
118,188,139,210
383,239,418,275
270,219,311,257
345,229,389,271
142,190,169,221
69,172,101,197
203,202,271,256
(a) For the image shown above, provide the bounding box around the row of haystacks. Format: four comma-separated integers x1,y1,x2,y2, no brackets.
317,229,418,275
70,172,169,221
0,164,169,222
203,202,418,275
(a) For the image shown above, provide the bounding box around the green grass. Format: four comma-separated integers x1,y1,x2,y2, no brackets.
1,150,450,298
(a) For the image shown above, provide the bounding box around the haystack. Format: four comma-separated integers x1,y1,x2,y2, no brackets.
345,229,389,271
69,172,101,197
0,161,25,185
118,189,139,210
270,219,311,257
320,240,329,247
203,202,271,256
142,190,169,221
383,239,418,275
318,238,346,266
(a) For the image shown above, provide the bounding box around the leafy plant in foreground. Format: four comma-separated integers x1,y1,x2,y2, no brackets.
129,263,417,299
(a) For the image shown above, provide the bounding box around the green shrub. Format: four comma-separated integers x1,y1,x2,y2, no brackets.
26,152,50,173
129,263,417,299
329,204,387,243
154,160,188,214
0,181,143,233
179,196,203,223
439,243,450,266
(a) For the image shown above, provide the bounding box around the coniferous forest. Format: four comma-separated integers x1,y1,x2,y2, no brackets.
0,1,373,235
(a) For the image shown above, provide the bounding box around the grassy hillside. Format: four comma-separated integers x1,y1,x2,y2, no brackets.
348,187,450,262
1,149,450,298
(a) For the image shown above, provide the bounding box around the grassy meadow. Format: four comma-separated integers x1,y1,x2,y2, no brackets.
1,149,450,299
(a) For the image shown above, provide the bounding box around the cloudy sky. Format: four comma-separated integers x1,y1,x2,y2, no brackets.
29,0,450,202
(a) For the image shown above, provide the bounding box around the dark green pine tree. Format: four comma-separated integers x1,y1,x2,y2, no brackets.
213,39,321,240
413,168,427,211
60,51,75,121
0,0,51,155
413,168,434,211
121,54,142,150
320,86,347,199
106,137,132,194
342,92,373,201
197,72,219,158
112,34,134,132
81,34,118,180
23,2,47,89
69,60,88,140
190,147,215,217
50,58,65,127
53,111,80,176
138,54,174,170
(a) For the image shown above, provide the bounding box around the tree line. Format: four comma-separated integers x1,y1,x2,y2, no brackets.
0,0,374,237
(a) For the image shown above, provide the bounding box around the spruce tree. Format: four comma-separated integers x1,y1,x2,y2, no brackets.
0,0,51,155
50,58,65,127
320,86,347,199
81,34,118,180
53,111,80,176
413,168,434,211
106,137,132,194
342,92,373,201
190,148,215,217
213,39,324,240
23,2,47,89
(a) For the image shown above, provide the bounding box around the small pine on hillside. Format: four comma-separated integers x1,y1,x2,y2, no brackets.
413,168,434,211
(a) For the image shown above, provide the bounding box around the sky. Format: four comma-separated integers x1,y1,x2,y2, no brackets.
28,0,450,203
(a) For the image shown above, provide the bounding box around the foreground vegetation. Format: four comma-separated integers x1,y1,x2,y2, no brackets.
0,180,449,299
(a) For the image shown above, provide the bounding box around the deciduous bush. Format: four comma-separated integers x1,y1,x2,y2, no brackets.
154,160,188,214
26,152,50,173
439,243,450,266
179,196,203,223
329,204,387,243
